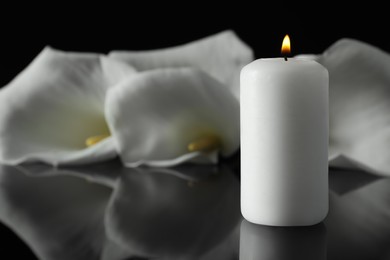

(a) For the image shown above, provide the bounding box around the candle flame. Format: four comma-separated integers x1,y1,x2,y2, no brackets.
281,34,291,56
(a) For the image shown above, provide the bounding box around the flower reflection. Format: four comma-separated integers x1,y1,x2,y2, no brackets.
326,178,390,259
0,160,240,260
105,164,240,258
0,164,111,260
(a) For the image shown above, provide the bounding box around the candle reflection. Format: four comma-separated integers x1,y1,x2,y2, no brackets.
239,219,327,260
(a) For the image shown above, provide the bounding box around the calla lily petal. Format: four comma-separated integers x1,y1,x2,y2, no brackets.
109,30,254,99
105,68,240,167
318,39,390,176
0,47,136,166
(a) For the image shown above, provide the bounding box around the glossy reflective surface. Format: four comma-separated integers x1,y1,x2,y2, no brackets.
0,157,390,260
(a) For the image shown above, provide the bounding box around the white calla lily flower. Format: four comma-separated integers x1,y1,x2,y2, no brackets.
0,47,136,166
318,39,390,176
106,68,240,167
0,31,252,167
109,30,254,99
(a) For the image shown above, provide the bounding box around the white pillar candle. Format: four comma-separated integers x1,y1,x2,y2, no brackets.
240,36,329,226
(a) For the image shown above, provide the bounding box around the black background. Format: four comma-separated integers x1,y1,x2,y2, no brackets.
1,5,389,87
0,4,389,259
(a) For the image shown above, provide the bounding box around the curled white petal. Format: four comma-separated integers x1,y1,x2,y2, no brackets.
318,39,390,176
124,151,218,168
109,30,254,99
105,68,240,167
0,47,136,166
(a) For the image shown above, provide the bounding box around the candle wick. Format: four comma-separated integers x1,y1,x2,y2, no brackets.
284,57,288,61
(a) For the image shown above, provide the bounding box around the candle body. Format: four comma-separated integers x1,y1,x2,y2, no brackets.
240,58,329,226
